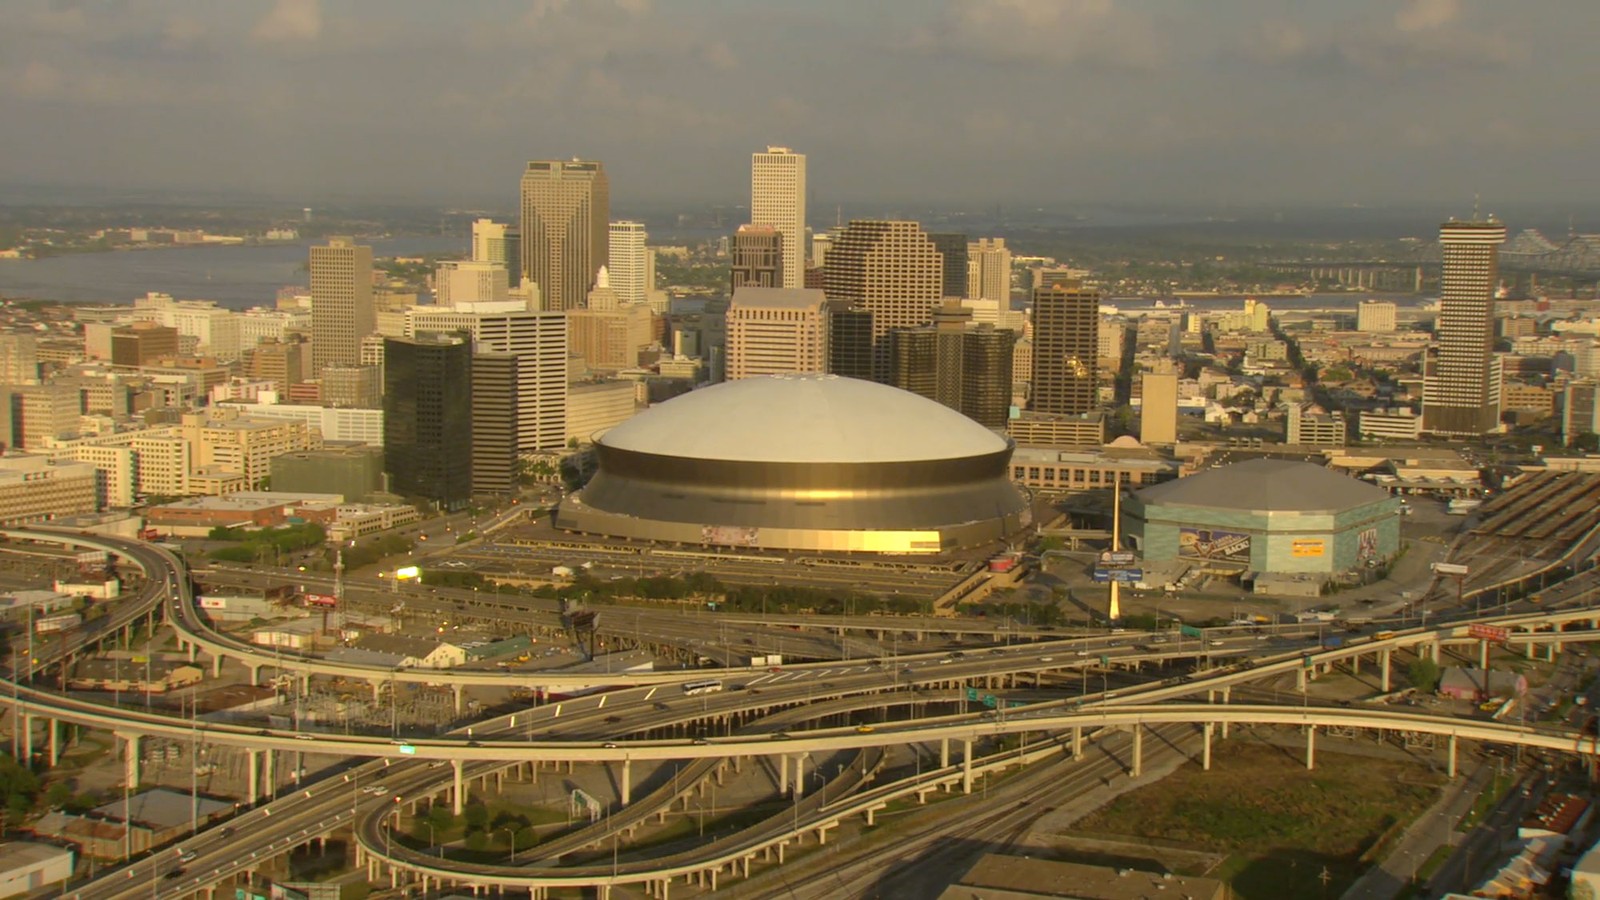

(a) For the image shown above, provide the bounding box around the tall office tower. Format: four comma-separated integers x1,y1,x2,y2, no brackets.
0,334,40,385
967,238,1011,304
730,225,784,290
826,303,874,381
435,260,510,307
470,352,520,496
822,220,945,382
726,287,829,379
309,236,375,374
1423,219,1506,436
383,334,472,508
407,306,569,453
2,384,79,449
608,221,649,306
1357,299,1398,333
1140,370,1179,445
519,159,610,311
887,303,1015,428
928,233,968,299
751,146,806,289
1030,282,1100,415
321,364,382,408
472,218,520,286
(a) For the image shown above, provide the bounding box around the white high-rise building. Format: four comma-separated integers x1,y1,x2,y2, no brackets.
726,287,829,380
407,304,568,452
967,238,1012,305
1357,299,1398,333
751,147,806,290
471,219,521,289
608,221,649,306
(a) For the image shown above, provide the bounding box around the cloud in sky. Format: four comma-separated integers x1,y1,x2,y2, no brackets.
0,0,1595,208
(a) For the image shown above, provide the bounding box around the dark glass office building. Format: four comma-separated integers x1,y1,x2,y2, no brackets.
383,334,472,509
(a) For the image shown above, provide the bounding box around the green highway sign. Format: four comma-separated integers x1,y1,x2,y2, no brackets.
398,744,416,755
1180,625,1203,638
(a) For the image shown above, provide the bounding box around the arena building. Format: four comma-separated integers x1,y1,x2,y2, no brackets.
1123,458,1402,575
553,374,1029,553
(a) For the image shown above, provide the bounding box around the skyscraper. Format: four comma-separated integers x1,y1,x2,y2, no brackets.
751,147,806,289
471,218,520,288
608,221,649,306
887,302,1015,428
827,304,874,381
1423,219,1506,436
383,334,472,508
309,236,374,374
967,238,1011,305
928,233,968,299
822,220,944,382
519,159,610,311
730,225,784,290
725,287,829,379
470,352,520,496
406,306,569,452
1031,282,1099,415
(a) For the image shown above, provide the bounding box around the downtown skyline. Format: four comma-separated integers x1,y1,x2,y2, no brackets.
2,1,1599,209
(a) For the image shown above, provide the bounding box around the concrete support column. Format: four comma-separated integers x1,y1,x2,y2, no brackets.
940,738,949,769
1072,726,1083,760
452,759,465,815
453,684,464,715
1479,641,1490,669
1447,734,1458,778
962,740,973,794
121,732,141,788
793,756,804,798
247,750,259,803
372,679,384,701
21,713,32,763
264,749,275,798
621,759,632,807
1549,643,1559,663
1201,723,1213,770
212,654,223,678
1296,666,1307,692
47,717,59,767
187,643,197,663
1380,650,1392,693
1131,726,1142,778
1220,688,1231,739
248,663,262,686
778,755,787,795
1305,725,1316,771
1526,641,1535,660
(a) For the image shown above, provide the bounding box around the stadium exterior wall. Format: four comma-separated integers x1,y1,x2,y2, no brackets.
1125,496,1401,575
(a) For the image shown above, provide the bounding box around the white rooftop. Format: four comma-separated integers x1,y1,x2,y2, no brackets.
598,374,1009,464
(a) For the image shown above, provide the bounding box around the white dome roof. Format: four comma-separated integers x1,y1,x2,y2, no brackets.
599,374,1009,464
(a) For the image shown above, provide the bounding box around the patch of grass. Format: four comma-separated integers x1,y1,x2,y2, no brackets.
1460,771,1511,830
1075,743,1445,900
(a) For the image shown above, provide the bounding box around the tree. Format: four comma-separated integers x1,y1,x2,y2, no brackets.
1408,657,1440,693
463,801,489,832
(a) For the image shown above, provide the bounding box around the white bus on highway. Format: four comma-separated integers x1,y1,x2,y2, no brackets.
682,679,724,696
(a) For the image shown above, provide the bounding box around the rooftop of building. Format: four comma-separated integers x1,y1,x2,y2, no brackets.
729,286,828,310
599,374,1009,465
1136,457,1393,513
148,491,345,512
93,788,233,829
0,840,72,872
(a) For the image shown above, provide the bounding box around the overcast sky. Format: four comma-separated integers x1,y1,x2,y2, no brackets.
3,0,1597,211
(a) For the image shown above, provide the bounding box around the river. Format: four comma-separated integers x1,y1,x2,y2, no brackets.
0,237,466,310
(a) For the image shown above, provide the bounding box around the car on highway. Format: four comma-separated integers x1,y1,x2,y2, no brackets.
1039,656,1054,662
691,738,709,745
768,666,782,673
855,725,875,733
770,732,792,741
602,742,618,749
177,851,197,863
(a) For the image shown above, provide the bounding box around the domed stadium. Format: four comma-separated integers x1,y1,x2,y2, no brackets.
1123,458,1402,574
553,374,1029,553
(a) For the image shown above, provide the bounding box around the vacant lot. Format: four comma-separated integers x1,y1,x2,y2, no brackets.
1074,739,1445,899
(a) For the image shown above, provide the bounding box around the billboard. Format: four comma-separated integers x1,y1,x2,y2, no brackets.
1291,539,1326,558
1433,562,1470,577
700,525,759,546
1468,624,1510,643
1357,528,1379,560
1178,528,1251,565
304,593,338,608
1099,551,1138,568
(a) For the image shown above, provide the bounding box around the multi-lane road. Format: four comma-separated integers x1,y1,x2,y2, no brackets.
7,527,1600,898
